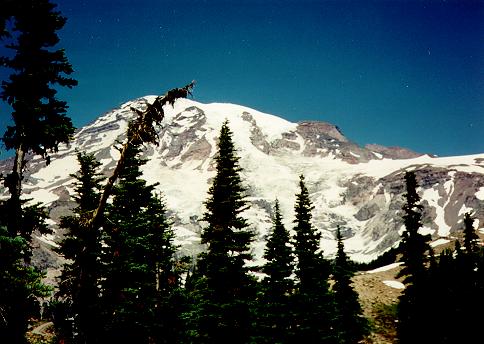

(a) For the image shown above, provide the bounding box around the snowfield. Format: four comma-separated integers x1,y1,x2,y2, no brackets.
2,97,483,264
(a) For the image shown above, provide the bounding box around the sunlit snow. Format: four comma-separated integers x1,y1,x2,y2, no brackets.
9,97,484,263
383,280,405,289
367,262,403,274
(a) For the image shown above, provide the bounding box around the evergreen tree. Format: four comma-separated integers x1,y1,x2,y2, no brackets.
332,226,368,343
101,144,179,343
451,213,481,343
0,225,50,343
425,248,456,343
463,212,479,256
397,171,430,285
1,0,77,237
0,177,50,343
396,171,431,344
55,152,104,343
292,175,335,343
424,215,483,343
0,2,76,339
188,120,255,343
258,200,294,343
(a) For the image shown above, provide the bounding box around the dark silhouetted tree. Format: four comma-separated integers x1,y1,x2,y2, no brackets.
1,0,77,237
396,171,431,344
332,226,368,343
55,152,104,343
187,120,255,343
292,175,335,343
424,213,482,343
397,171,431,285
463,212,479,256
1,2,76,338
0,224,50,343
258,200,294,343
101,143,180,343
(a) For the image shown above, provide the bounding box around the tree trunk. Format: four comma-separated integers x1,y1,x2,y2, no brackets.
87,82,194,230
6,144,25,238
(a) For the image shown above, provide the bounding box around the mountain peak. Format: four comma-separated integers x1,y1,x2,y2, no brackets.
1,96,483,268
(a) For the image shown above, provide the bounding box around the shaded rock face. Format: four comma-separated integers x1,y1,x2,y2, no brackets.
365,144,423,160
297,121,348,143
0,97,483,270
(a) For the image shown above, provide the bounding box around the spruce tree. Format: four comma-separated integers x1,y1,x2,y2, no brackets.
397,171,431,284
396,171,431,344
332,226,368,343
425,248,456,343
55,152,104,343
1,0,77,237
463,212,479,256
424,216,482,343
101,143,179,343
0,2,76,339
452,213,481,343
259,200,294,343
0,225,50,343
189,120,255,343
292,175,335,343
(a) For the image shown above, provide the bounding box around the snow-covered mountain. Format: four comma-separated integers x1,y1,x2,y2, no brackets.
1,96,483,267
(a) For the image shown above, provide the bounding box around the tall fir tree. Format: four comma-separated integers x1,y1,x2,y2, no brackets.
292,175,335,343
101,143,179,343
55,152,104,343
0,2,76,339
396,171,431,344
1,0,77,237
188,120,255,343
258,200,295,343
332,226,368,343
397,171,431,285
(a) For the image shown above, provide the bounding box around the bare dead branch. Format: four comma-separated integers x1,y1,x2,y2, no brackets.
86,81,195,230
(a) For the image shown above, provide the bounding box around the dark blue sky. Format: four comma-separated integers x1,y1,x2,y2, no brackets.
1,0,483,157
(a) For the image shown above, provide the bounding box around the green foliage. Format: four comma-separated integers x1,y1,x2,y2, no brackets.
396,171,432,343
101,144,181,343
370,303,398,341
187,120,256,343
355,246,400,271
292,175,336,343
0,226,51,344
0,200,50,250
0,3,75,339
0,196,50,343
332,226,368,343
257,200,295,343
397,171,431,285
420,214,484,344
1,0,77,158
395,173,484,343
55,152,104,343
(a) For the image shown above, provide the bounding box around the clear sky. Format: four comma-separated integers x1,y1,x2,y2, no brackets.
1,0,483,157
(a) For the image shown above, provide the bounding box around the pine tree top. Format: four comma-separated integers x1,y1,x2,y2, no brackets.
1,0,77,158
397,171,431,284
262,200,294,287
198,120,254,282
293,175,319,256
463,212,478,254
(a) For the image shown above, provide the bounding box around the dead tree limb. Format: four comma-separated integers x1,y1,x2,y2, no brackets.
86,81,195,230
